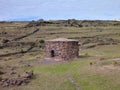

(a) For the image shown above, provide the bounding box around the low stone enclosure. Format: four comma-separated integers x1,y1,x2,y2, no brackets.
45,38,79,61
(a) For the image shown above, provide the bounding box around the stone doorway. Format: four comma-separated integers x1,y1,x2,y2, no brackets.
50,50,55,57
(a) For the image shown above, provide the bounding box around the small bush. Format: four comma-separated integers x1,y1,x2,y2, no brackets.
0,71,4,75
79,24,83,27
112,61,118,66
89,62,93,65
20,49,24,53
84,53,89,57
89,62,96,65
39,39,45,48
39,39,45,44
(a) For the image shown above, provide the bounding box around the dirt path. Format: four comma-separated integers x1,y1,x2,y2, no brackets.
107,58,120,61
91,57,120,71
98,57,120,63
67,72,82,90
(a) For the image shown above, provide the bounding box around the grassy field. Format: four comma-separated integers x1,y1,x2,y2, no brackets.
0,21,120,90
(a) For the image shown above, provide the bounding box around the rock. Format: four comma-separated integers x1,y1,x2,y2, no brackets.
21,71,33,79
0,71,34,87
10,72,16,75
11,79,17,85
2,83,9,87
16,80,23,86
6,79,10,83
1,78,8,82
24,64,31,67
10,67,17,70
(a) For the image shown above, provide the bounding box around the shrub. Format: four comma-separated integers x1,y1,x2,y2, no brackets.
0,71,4,75
39,39,45,48
112,61,118,66
39,39,45,44
89,62,93,65
89,62,96,65
84,53,89,57
79,24,83,27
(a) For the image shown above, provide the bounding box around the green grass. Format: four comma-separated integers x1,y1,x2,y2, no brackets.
10,58,120,90
81,44,120,59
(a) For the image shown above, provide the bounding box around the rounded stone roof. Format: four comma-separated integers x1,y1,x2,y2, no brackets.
46,38,79,42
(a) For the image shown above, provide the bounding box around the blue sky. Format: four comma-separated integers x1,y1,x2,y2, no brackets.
0,0,120,21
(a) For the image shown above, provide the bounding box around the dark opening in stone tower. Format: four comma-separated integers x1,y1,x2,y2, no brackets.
51,50,55,57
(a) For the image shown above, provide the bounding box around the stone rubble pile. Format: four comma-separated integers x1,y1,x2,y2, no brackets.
0,71,34,87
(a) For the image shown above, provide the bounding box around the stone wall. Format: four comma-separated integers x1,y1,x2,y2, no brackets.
45,41,79,61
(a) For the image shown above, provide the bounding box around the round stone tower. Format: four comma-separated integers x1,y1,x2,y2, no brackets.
44,38,79,61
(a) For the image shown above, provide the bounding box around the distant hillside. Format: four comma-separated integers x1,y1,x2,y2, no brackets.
23,19,120,28
0,19,120,28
